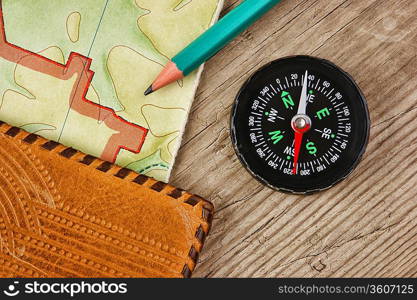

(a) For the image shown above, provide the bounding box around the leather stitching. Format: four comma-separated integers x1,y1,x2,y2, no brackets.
0,122,214,278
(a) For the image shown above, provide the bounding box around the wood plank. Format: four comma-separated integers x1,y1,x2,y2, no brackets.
170,0,417,277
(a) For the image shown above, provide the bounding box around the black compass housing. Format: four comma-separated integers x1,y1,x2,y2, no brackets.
231,56,370,194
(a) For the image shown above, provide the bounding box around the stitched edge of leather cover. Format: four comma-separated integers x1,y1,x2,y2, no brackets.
0,121,214,278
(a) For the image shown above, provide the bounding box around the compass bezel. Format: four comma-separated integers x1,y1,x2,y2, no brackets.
231,56,370,194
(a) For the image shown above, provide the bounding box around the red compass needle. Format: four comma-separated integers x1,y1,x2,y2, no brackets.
292,123,310,174
293,131,303,174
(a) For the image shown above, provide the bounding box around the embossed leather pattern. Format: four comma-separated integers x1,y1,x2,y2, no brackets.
0,122,213,278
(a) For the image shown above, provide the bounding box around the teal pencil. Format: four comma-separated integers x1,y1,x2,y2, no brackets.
145,0,282,95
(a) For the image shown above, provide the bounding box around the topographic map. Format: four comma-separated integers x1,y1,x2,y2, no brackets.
0,0,223,181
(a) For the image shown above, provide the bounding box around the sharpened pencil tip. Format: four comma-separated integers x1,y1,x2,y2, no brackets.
144,85,154,96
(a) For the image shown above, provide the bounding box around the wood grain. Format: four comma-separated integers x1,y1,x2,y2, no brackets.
170,0,417,277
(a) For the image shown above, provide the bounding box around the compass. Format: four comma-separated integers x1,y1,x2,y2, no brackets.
231,56,370,194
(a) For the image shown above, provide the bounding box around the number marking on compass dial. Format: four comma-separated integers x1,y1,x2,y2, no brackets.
231,56,370,194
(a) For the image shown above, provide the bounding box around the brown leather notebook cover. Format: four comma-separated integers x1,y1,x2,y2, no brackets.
0,121,213,278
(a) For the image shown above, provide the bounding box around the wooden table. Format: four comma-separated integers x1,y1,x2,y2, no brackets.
170,0,417,277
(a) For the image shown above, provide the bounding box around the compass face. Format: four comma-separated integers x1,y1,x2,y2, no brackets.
231,56,370,194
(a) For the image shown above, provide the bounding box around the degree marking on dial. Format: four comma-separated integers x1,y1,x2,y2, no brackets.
332,146,342,153
255,141,265,147
327,88,334,97
258,96,268,104
315,79,320,89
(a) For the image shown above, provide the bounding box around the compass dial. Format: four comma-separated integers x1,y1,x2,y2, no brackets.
231,56,370,194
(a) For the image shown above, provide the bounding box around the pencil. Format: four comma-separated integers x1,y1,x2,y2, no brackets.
144,0,282,96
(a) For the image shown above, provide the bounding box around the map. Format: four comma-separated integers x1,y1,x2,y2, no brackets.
0,0,223,181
